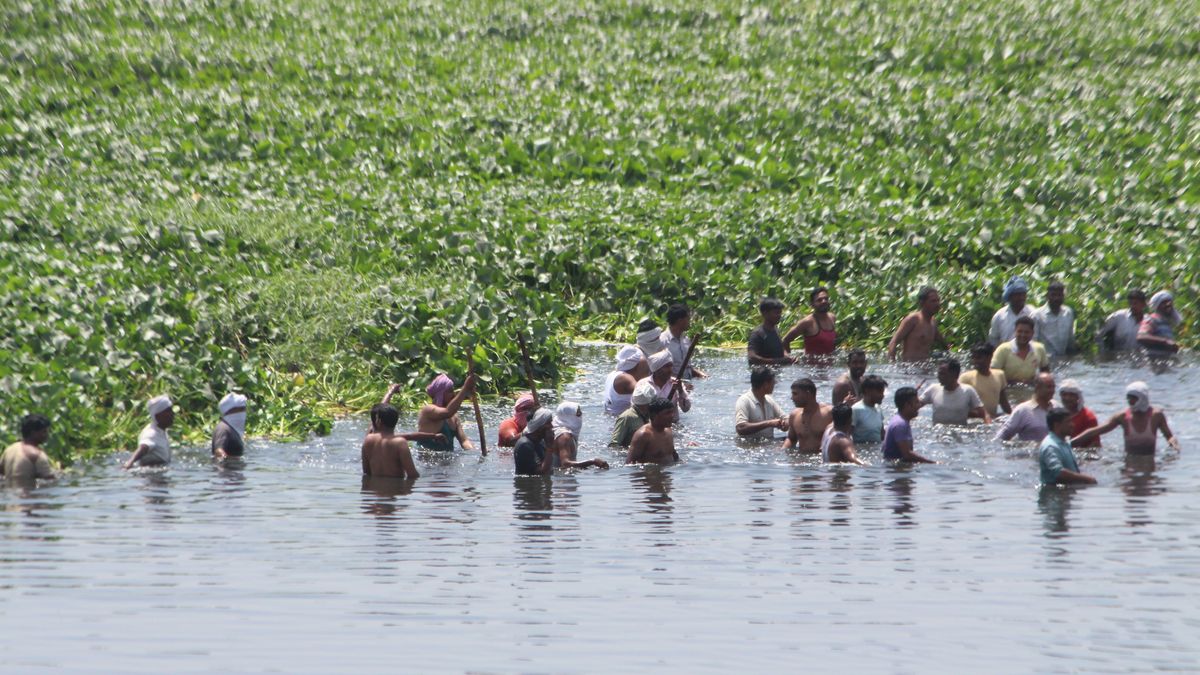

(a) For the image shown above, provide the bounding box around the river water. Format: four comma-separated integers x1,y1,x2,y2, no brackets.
2,346,1198,672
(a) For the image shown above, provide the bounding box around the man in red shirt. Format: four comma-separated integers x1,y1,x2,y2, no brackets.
1059,380,1099,448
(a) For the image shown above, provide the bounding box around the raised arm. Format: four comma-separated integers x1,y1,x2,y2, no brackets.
424,374,478,422
1070,413,1122,447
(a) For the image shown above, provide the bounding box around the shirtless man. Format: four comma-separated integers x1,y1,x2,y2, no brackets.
1,414,56,485
361,404,420,479
415,373,479,452
783,288,837,357
822,404,867,466
887,286,946,362
783,378,833,453
831,349,867,405
626,398,679,465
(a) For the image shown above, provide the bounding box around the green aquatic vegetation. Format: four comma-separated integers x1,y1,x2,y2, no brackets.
1,0,1198,461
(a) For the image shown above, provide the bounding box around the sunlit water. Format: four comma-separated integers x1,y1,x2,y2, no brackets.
3,346,1199,672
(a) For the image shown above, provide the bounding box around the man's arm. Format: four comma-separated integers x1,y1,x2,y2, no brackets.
123,445,149,470
673,380,692,413
361,439,371,475
397,440,420,479
452,418,476,452
1055,468,1098,485
736,418,784,436
626,428,649,464
897,439,935,464
970,405,991,425
1070,413,1121,447
831,378,851,405
887,314,916,361
996,410,1022,441
782,411,799,449
424,374,478,422
35,454,56,480
781,317,811,350
998,387,1013,415
1137,326,1179,352
556,436,609,470
1155,412,1181,451
987,313,1002,347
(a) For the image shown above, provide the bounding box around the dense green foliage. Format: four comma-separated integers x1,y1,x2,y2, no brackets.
2,0,1198,460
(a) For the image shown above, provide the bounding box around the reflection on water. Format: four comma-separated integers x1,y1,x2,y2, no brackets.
0,348,1197,671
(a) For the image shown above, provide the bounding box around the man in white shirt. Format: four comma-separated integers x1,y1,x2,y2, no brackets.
1095,289,1147,353
660,303,707,379
1033,281,1075,357
988,276,1032,346
920,359,989,425
735,366,788,440
125,395,174,469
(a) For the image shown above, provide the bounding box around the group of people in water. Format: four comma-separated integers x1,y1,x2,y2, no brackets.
0,278,1184,491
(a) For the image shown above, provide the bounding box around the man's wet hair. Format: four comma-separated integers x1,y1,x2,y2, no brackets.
637,318,659,333
791,378,817,395
1014,315,1036,330
759,298,785,313
665,303,690,326
1046,407,1071,429
894,386,919,409
648,397,675,416
811,287,828,302
832,404,853,427
861,374,887,392
750,365,776,389
1128,289,1146,301
917,286,937,305
371,404,399,431
847,348,866,363
19,414,50,439
940,358,962,376
971,342,995,358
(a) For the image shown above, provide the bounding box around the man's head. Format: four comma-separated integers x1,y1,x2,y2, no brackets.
647,397,675,429
894,387,920,419
1058,380,1082,413
811,287,831,315
759,298,785,327
1149,291,1175,318
426,374,455,406
666,303,691,333
1034,372,1056,404
631,380,658,416
1046,407,1073,439
971,342,994,372
1014,316,1035,346
937,358,961,388
525,407,556,444
790,378,817,407
371,404,400,432
1128,288,1147,315
147,395,174,429
750,366,776,396
861,375,887,406
917,286,941,315
831,403,853,431
219,392,247,420
648,350,674,383
847,349,867,379
1046,281,1065,311
19,414,50,445
1004,276,1029,311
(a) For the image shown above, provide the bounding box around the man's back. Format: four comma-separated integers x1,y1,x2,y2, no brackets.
362,434,418,479
1,442,53,482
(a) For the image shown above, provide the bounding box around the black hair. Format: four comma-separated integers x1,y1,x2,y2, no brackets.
939,358,961,376
750,365,776,389
894,386,919,409
847,348,866,363
19,414,50,439
665,303,690,326
810,287,828,302
647,397,675,416
971,342,995,358
371,404,399,431
861,374,887,392
832,404,853,427
637,318,659,333
1014,315,1035,329
1128,289,1146,301
759,298,784,313
791,378,817,395
917,286,937,305
1046,407,1071,429
1047,280,1065,292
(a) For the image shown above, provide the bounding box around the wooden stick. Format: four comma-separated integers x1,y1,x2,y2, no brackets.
516,332,540,408
668,332,703,401
467,352,488,456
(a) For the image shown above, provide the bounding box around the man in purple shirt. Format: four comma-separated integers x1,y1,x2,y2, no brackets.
996,372,1058,442
882,387,936,463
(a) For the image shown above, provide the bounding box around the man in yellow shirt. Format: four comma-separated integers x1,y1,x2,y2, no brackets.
960,343,1012,416
1,415,57,486
991,316,1048,386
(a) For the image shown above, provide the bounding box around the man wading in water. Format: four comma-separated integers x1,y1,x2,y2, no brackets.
830,349,867,405
783,378,832,453
784,287,837,358
887,286,946,362
415,373,480,453
361,404,420,479
626,397,679,465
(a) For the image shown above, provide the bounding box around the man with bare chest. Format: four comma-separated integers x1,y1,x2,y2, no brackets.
887,286,946,362
361,404,420,479
626,398,678,465
784,378,832,453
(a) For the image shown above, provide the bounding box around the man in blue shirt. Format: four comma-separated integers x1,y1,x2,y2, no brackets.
1039,407,1097,485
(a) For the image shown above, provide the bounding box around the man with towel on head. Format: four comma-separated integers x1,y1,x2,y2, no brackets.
415,373,479,452
638,350,692,416
498,393,537,447
125,395,174,469
636,319,663,358
604,345,648,416
1072,381,1180,454
1137,291,1182,358
546,402,609,472
211,392,247,459
1057,380,1099,448
988,276,1033,346
611,380,658,448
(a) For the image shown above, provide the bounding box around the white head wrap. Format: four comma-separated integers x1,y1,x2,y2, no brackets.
1058,380,1082,408
647,349,673,373
631,380,658,407
636,327,663,356
524,408,554,436
219,392,247,415
552,401,583,440
615,345,643,372
1149,291,1182,326
147,395,173,417
1125,381,1151,413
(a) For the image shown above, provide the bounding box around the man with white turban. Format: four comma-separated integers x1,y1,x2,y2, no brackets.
1137,291,1182,357
525,402,608,474
1071,381,1180,454
1056,380,1098,448
635,319,663,358
603,345,648,416
125,395,174,469
212,392,248,459
637,350,692,414
988,276,1033,346
611,380,658,448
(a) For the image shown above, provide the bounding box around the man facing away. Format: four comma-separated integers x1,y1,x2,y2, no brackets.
212,392,247,460
1095,289,1147,354
1,414,56,485
747,298,797,366
361,404,420,480
887,286,946,362
1032,281,1075,357
988,276,1033,346
660,303,707,379
125,395,174,469
821,404,867,466
831,349,867,405
851,375,888,444
626,397,679,465
784,287,837,357
882,387,936,463
1040,407,1096,486
783,378,832,453
734,366,789,441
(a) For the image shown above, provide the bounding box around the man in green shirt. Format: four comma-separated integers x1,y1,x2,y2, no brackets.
610,381,657,448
